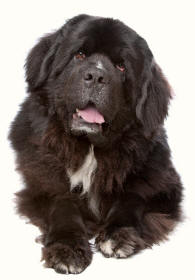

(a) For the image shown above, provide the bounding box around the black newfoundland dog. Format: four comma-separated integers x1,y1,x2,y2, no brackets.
9,14,183,274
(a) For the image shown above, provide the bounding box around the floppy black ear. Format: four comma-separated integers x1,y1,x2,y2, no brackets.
136,61,172,133
25,15,92,92
25,31,62,91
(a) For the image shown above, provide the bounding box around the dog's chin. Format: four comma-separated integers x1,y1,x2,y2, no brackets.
71,116,103,135
70,114,109,147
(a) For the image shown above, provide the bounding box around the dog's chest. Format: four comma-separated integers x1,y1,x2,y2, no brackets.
67,145,99,216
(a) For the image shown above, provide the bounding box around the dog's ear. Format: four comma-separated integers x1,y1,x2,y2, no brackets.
25,15,91,92
136,58,172,134
25,31,62,91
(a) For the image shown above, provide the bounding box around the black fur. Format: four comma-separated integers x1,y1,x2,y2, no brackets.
9,14,183,274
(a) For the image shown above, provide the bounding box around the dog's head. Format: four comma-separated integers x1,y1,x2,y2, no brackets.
26,14,171,147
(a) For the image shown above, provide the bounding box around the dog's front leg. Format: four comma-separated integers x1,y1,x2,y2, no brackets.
96,188,180,258
42,196,92,274
95,193,147,258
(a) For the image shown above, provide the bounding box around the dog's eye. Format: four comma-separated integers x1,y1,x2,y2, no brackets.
116,63,125,72
75,51,86,60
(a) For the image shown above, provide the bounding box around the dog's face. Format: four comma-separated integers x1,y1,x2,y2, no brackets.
26,15,171,147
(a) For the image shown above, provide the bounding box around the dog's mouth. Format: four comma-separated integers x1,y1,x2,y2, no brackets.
71,104,106,134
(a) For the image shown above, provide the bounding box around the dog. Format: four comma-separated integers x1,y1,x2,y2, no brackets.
9,14,183,274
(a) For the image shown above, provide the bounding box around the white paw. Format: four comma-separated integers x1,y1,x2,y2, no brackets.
99,239,114,256
115,245,134,258
53,262,83,274
99,239,134,258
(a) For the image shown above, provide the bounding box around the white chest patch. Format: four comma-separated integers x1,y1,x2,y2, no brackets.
67,145,97,195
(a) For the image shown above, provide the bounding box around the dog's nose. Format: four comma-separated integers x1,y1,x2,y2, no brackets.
83,69,109,85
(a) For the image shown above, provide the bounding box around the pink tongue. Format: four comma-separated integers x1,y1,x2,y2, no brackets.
77,106,105,124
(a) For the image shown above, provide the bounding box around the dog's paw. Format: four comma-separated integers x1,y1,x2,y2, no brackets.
95,227,147,258
98,238,134,258
42,241,92,274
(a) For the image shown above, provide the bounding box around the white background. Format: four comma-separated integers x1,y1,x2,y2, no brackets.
1,0,195,279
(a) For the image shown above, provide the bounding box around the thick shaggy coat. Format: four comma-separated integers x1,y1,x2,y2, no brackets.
9,14,183,274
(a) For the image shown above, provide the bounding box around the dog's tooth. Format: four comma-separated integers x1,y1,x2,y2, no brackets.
76,108,82,117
